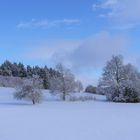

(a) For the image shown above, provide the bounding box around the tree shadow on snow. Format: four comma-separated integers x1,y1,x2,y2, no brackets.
0,102,32,106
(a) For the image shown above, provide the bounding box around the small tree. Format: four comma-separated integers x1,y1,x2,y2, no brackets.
14,75,43,104
49,63,76,101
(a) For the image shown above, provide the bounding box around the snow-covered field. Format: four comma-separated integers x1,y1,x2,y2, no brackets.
0,87,140,140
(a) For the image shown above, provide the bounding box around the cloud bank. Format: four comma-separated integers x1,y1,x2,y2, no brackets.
24,31,128,85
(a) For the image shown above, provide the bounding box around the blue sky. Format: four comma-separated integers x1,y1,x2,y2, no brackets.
0,0,140,85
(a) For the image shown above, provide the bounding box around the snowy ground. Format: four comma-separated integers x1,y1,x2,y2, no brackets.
0,87,140,140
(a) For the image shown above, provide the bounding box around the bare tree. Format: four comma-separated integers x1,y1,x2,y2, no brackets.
49,63,76,101
14,75,43,104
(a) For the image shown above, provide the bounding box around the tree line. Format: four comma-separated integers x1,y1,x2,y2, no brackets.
2,55,140,104
0,60,59,89
0,60,84,104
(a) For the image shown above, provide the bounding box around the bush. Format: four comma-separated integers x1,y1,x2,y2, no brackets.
123,88,139,103
69,96,96,101
85,85,96,93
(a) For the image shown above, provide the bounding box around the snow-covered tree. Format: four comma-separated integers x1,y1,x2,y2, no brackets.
49,63,76,101
0,60,60,89
121,64,140,102
98,55,140,102
14,75,43,104
0,60,13,76
27,65,33,77
98,55,124,101
18,63,27,78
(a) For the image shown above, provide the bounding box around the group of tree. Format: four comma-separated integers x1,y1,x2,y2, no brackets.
0,60,59,89
0,61,84,104
98,55,140,103
4,55,140,104
14,63,83,104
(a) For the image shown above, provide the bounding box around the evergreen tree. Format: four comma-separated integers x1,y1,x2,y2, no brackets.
1,60,13,76
27,65,33,77
18,63,27,78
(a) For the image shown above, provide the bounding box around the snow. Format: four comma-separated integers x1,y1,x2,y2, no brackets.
0,87,139,140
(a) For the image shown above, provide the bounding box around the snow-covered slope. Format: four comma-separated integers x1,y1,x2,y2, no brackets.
0,87,139,140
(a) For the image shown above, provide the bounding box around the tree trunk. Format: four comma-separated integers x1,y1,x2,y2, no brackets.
32,99,35,105
62,92,66,101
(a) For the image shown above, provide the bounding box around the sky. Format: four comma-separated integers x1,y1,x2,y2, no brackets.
0,0,140,86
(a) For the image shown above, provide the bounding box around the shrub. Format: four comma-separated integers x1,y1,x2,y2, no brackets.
85,85,96,93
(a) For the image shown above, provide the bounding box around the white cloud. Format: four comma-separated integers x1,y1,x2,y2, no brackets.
24,31,128,85
93,0,140,29
17,19,80,29
70,31,127,68
93,0,117,11
25,39,81,67
113,23,140,30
